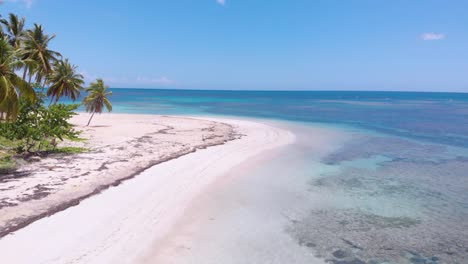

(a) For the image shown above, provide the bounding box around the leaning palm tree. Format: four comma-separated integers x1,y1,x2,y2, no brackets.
82,79,112,126
0,13,26,49
47,59,84,104
23,23,61,86
0,36,36,121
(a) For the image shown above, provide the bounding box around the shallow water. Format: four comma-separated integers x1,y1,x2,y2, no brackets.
291,131,468,264
64,89,468,263
147,120,468,264
145,123,345,264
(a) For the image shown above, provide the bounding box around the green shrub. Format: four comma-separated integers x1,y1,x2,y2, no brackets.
0,155,16,173
0,94,80,154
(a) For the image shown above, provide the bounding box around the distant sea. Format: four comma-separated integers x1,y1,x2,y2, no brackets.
69,89,468,263
71,89,468,147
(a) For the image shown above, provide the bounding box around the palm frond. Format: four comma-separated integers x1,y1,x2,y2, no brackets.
83,79,112,115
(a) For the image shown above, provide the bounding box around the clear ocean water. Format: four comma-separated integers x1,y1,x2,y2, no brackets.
74,89,468,148
73,89,468,263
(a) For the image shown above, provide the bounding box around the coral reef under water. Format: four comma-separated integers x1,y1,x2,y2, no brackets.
288,135,468,264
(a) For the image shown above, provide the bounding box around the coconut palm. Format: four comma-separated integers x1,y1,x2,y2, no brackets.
0,13,26,49
23,24,61,86
0,14,30,81
46,59,84,104
0,16,4,39
82,79,112,126
0,36,36,121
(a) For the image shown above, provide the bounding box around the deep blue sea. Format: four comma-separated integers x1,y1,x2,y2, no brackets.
72,89,468,264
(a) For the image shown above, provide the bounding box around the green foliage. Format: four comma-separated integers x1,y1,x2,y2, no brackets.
65,136,87,142
1,12,69,120
0,36,36,120
0,12,92,173
83,79,112,126
0,13,26,48
47,58,84,103
50,147,88,154
0,94,80,153
0,154,16,173
83,79,113,113
0,136,18,148
23,23,61,84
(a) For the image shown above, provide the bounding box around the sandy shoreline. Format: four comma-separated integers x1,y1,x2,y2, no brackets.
0,113,239,237
0,113,294,263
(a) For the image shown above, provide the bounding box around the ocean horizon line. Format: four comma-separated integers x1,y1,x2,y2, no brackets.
106,87,468,94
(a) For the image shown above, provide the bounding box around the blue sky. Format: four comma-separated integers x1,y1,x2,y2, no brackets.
1,0,467,91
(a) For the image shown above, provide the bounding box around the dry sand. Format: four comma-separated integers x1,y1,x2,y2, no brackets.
0,114,294,263
0,113,237,237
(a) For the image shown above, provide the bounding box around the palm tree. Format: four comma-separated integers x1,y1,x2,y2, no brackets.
0,36,36,121
23,24,61,86
0,13,26,49
82,79,112,126
0,16,4,39
46,59,84,104
0,14,31,81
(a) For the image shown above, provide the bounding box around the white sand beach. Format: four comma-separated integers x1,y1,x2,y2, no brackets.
0,114,294,263
0,113,236,237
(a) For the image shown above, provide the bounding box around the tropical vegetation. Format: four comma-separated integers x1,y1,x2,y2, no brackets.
83,79,112,126
0,12,110,172
0,94,80,154
47,59,84,104
0,13,26,48
0,35,36,120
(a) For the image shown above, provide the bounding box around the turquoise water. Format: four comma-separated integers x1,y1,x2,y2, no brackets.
71,89,468,263
72,89,468,147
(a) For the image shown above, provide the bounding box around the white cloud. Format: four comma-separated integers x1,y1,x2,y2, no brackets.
216,0,225,5
80,72,175,87
80,71,130,85
136,76,175,85
421,32,445,41
79,71,96,82
1,0,35,8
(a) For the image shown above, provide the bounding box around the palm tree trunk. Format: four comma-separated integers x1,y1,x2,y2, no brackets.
87,112,95,126
23,68,28,81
